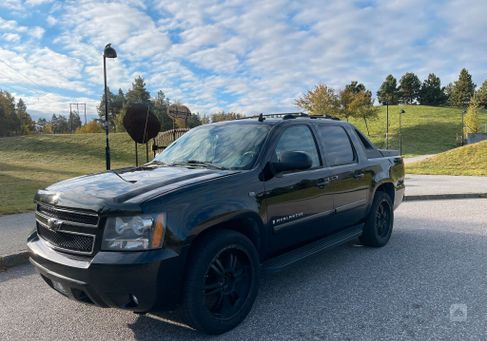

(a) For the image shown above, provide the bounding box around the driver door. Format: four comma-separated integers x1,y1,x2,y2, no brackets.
262,124,335,253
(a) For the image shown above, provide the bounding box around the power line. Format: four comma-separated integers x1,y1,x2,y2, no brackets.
0,59,51,96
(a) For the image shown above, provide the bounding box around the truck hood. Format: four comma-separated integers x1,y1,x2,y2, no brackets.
35,165,239,213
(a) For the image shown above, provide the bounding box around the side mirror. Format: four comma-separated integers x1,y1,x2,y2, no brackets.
272,151,312,173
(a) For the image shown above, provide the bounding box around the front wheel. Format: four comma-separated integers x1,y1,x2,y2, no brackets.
360,191,394,247
182,230,259,334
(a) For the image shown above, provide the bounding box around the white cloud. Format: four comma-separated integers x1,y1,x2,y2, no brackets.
46,15,56,26
1,0,487,118
29,26,45,39
2,33,21,42
18,92,97,117
25,0,54,6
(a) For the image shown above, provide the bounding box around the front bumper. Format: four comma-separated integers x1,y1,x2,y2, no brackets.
27,232,187,312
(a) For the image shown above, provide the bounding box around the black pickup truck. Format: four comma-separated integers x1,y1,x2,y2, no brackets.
27,113,405,334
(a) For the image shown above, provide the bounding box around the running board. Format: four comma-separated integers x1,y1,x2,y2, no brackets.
262,224,364,273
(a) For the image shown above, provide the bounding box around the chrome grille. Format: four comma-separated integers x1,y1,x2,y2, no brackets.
37,204,99,226
35,204,98,255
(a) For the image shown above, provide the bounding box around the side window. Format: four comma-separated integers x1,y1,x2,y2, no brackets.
275,125,320,168
318,125,356,166
354,128,376,150
354,128,381,159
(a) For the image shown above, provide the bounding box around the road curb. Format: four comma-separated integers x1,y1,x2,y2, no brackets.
0,250,29,270
404,193,487,201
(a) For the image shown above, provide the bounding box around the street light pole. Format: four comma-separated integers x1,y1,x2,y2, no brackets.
385,102,389,149
399,109,405,155
102,43,117,170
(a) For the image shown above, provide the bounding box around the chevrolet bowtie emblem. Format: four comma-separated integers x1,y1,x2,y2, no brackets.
47,218,63,231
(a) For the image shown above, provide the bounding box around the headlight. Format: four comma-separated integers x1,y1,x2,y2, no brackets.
101,214,166,251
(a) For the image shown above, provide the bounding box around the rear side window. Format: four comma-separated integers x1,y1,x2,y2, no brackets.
275,125,320,168
354,128,382,158
317,125,356,166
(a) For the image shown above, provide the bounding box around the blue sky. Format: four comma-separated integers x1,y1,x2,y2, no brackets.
0,0,486,120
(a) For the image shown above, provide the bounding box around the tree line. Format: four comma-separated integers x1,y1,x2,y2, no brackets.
0,91,35,137
295,68,487,135
1,68,486,138
376,68,487,108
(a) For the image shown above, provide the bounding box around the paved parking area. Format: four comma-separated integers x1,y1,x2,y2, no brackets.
405,174,487,197
1,199,487,340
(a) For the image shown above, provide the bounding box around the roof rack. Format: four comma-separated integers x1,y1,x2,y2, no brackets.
237,112,340,122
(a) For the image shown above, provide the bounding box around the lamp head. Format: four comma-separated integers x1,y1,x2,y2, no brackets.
104,43,117,58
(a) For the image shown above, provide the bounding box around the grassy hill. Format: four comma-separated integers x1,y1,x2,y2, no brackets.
0,105,486,214
349,105,487,157
0,133,135,214
407,140,487,176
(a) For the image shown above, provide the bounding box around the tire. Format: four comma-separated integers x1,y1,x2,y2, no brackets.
360,191,394,247
182,230,260,334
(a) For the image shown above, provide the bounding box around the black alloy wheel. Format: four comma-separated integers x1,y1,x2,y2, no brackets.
360,191,394,247
204,246,252,319
182,230,259,334
376,200,392,238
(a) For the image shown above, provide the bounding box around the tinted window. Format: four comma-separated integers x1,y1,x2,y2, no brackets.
318,125,355,166
355,128,374,150
354,128,382,159
275,125,320,168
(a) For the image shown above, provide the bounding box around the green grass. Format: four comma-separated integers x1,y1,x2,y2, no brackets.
1,105,486,215
0,133,136,215
407,140,487,176
348,105,487,157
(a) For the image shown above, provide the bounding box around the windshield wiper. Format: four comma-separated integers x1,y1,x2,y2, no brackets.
170,160,226,170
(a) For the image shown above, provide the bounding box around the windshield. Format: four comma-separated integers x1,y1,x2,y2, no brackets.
154,123,270,170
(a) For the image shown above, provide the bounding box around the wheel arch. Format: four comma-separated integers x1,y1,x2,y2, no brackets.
186,212,266,263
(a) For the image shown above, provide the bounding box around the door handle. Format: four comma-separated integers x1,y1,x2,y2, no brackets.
316,178,330,188
353,171,365,179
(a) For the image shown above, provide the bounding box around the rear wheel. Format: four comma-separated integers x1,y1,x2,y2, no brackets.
182,230,259,334
360,191,394,247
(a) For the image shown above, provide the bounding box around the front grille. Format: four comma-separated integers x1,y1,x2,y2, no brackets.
37,204,99,226
36,203,98,255
37,223,95,254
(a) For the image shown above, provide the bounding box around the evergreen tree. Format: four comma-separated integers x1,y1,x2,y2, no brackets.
474,80,487,109
377,75,399,105
398,72,421,104
97,87,116,127
0,91,20,136
418,73,448,105
449,68,476,107
152,90,172,131
187,114,203,128
67,111,82,132
112,88,126,115
126,76,151,105
16,98,34,135
51,114,69,134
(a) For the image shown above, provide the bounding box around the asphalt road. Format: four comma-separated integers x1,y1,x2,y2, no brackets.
1,199,487,340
